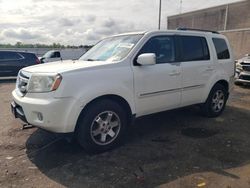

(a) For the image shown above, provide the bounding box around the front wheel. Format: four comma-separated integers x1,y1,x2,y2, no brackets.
76,99,127,153
201,84,228,117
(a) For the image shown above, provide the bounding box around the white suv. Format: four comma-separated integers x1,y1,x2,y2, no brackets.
11,29,234,152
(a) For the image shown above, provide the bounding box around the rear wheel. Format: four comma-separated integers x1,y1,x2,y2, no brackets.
76,99,127,153
201,84,228,117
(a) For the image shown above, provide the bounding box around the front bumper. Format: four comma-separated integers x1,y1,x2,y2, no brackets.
235,70,250,84
11,90,81,133
11,101,27,123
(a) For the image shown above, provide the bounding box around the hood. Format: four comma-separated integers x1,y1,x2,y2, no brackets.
22,60,113,73
238,57,250,64
242,59,250,64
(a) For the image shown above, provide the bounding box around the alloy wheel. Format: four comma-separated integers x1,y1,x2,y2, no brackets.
211,90,225,113
90,111,121,145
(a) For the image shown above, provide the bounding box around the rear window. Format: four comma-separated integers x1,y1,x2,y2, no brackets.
20,52,37,60
180,36,210,61
212,38,230,59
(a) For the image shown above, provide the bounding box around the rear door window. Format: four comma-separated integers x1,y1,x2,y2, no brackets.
212,38,230,59
180,36,210,61
0,52,23,60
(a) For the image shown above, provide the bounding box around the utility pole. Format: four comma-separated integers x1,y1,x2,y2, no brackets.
180,0,182,14
224,4,229,31
158,0,162,30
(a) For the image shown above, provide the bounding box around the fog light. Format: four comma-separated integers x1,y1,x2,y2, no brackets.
37,112,43,121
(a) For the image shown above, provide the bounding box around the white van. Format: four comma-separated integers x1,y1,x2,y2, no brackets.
40,49,86,63
11,29,235,153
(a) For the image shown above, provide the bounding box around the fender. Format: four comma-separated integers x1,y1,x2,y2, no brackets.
61,84,135,132
55,67,135,132
202,70,229,102
76,83,135,113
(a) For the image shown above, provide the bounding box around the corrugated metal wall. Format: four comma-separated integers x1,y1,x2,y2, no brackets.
167,0,250,58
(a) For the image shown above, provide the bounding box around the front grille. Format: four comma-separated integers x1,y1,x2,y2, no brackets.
239,75,250,81
242,66,250,72
241,62,250,65
17,71,30,96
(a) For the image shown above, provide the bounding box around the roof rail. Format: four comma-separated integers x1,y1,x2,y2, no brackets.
177,27,220,34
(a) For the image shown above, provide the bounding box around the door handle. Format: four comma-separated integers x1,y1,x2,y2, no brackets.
205,67,214,71
169,71,181,76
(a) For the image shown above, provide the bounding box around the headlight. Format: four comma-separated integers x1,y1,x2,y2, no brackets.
236,63,242,71
27,73,62,93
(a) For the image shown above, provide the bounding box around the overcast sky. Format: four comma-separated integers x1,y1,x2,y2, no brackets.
0,0,242,45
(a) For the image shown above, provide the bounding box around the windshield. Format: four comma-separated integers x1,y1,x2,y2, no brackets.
79,34,143,62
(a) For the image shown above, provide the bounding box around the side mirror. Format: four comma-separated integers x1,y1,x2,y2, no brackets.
137,53,156,66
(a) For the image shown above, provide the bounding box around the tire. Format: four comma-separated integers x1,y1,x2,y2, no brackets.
201,84,228,118
76,99,127,153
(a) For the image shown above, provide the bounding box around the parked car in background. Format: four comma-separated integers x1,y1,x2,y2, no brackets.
40,49,86,63
0,51,40,77
235,54,250,84
11,29,234,153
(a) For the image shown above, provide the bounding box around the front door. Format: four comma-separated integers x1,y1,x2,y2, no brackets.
132,35,182,116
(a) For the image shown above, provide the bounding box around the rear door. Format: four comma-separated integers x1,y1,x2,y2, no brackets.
178,35,214,106
0,51,24,77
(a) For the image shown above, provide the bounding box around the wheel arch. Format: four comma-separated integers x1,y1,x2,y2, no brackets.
75,94,134,132
201,79,229,117
213,80,229,100
205,79,229,102
215,80,229,92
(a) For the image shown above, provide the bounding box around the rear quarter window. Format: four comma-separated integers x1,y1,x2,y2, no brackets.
212,38,230,59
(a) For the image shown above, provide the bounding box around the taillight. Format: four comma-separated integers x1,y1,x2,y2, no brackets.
36,58,41,64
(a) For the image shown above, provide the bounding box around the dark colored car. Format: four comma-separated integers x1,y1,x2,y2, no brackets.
0,51,40,77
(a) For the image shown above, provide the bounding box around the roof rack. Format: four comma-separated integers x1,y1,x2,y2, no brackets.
177,27,220,34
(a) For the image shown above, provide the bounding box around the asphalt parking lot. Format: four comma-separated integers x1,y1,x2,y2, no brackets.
1,80,250,188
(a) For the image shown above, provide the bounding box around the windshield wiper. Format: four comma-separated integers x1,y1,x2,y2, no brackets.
86,58,100,61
